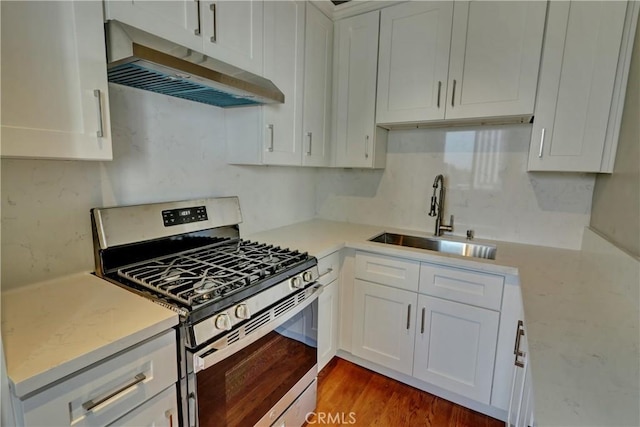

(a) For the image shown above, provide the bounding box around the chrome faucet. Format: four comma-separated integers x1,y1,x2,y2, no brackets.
428,174,454,236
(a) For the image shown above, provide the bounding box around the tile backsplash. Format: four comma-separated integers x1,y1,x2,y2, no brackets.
1,85,317,290
2,87,598,290
316,125,595,249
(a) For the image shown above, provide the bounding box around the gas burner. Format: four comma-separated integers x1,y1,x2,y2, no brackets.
163,269,183,282
116,239,312,308
194,280,216,294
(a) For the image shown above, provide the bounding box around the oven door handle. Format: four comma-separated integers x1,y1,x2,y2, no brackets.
193,284,322,371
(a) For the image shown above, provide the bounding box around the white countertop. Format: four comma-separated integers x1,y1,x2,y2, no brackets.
247,219,640,427
1,273,179,398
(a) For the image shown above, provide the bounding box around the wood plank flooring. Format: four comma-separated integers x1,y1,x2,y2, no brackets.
306,357,504,427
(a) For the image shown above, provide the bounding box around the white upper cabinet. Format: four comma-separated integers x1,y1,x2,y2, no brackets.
104,0,201,51
376,1,546,126
334,10,388,168
262,1,306,165
446,1,546,120
105,0,263,76
1,1,112,160
376,2,453,124
226,2,334,167
302,4,334,167
528,1,638,173
200,1,264,76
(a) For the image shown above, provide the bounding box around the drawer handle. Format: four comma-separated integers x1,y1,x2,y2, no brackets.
166,410,174,427
421,307,425,334
514,320,525,368
93,89,104,138
406,304,411,330
82,373,146,411
318,267,333,279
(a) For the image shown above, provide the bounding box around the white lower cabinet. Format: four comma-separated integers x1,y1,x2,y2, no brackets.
349,250,519,418
352,280,417,376
108,385,178,427
507,320,535,427
318,251,341,371
14,330,177,427
413,295,499,404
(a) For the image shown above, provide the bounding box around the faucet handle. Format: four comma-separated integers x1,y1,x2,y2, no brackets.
449,215,454,227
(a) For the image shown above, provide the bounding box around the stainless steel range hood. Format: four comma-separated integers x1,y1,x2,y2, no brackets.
105,21,284,108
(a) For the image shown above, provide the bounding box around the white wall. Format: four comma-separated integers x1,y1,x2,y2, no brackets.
590,23,640,258
316,124,595,249
0,85,317,290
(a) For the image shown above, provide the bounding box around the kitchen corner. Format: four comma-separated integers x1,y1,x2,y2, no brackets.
246,219,640,426
2,0,639,426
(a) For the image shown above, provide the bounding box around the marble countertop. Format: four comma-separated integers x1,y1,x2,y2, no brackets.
1,273,179,398
247,219,640,427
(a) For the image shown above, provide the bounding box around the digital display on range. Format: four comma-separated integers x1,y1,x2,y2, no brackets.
162,206,208,227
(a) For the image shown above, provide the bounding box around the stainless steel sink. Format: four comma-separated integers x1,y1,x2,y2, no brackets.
369,232,497,260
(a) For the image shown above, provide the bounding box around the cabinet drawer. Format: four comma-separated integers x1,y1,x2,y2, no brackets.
419,263,504,310
22,330,177,427
108,384,178,427
318,251,340,285
355,251,420,292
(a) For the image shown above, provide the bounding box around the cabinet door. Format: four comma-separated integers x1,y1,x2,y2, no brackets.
446,1,546,120
507,321,534,427
302,4,333,167
376,2,453,125
334,11,384,168
413,295,499,404
104,0,201,52
1,1,112,160
318,279,340,371
262,1,305,165
352,280,417,375
527,1,630,172
200,0,263,75
108,385,178,427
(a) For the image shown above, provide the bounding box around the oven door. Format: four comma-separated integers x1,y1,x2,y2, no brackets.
189,285,320,427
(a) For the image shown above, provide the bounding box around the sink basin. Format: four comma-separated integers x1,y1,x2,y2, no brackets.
369,232,497,260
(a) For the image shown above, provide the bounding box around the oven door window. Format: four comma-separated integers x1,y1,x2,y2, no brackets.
196,303,317,427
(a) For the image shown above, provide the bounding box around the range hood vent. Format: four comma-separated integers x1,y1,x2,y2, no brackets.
105,21,284,108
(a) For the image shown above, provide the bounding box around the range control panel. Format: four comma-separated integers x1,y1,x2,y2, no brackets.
162,206,208,227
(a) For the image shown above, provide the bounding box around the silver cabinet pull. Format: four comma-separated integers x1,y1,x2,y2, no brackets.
82,373,146,411
93,89,104,138
194,0,201,35
306,132,313,155
365,135,369,159
538,128,546,158
406,304,411,330
451,79,457,107
514,320,525,368
437,81,442,109
421,307,425,334
318,267,333,279
267,124,274,152
209,3,217,43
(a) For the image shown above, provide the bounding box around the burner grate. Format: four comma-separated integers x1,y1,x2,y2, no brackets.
117,240,308,307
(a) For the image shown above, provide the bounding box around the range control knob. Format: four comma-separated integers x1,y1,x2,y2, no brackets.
291,276,302,289
214,313,232,331
235,303,250,320
302,271,313,282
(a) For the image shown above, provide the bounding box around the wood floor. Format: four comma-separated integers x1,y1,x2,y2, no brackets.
306,357,504,427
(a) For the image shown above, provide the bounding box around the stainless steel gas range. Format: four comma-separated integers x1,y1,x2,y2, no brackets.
91,197,321,427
